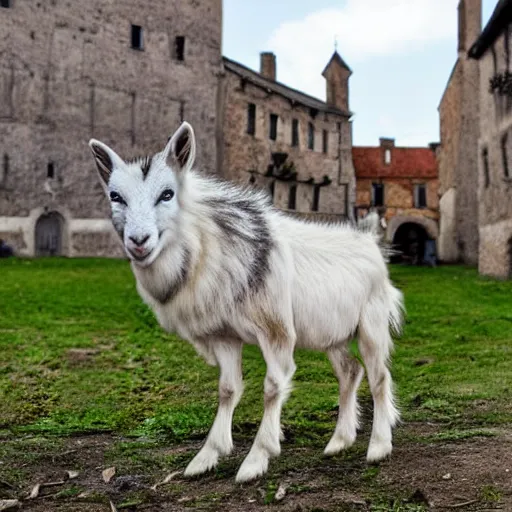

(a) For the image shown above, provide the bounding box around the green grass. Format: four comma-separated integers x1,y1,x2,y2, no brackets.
1,258,511,441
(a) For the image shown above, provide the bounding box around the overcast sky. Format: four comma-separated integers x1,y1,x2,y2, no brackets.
223,0,497,147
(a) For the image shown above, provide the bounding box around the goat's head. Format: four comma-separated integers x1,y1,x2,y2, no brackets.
88,122,196,267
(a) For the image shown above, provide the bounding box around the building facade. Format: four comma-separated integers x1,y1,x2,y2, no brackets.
218,51,356,219
0,0,222,257
353,138,439,263
437,0,482,264
469,0,512,278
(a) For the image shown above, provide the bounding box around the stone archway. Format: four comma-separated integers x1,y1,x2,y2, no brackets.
35,212,64,256
387,215,438,243
391,222,430,265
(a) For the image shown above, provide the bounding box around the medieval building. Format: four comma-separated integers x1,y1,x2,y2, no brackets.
468,0,512,278
438,0,512,278
0,1,356,258
437,0,482,265
0,0,222,257
353,138,439,263
218,52,356,218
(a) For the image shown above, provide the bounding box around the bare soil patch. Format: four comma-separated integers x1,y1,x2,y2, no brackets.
1,424,510,511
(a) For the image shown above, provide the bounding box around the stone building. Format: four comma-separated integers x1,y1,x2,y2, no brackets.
0,0,222,257
218,51,356,219
353,138,439,263
468,0,512,278
437,0,482,264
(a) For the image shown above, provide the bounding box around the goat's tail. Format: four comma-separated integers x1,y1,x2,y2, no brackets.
356,212,398,263
387,281,405,337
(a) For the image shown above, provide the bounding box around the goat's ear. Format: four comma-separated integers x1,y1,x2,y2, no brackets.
88,139,124,186
164,122,196,173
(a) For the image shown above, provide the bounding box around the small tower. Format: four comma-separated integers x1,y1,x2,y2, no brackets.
322,51,352,111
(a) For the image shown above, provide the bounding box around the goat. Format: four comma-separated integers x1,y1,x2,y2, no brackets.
88,122,404,483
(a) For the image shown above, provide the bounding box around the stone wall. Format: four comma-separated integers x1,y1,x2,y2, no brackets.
476,23,512,279
453,0,481,265
0,0,222,255
437,61,462,262
437,0,482,264
218,68,355,216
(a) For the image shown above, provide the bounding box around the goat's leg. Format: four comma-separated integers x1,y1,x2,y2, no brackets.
324,346,364,455
358,303,399,462
184,341,243,477
235,336,296,483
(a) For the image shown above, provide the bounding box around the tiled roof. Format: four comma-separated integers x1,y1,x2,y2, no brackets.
222,57,351,118
352,146,438,179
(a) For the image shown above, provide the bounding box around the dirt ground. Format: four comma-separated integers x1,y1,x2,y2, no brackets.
1,424,510,511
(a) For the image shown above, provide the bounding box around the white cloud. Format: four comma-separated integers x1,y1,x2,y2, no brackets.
266,0,459,100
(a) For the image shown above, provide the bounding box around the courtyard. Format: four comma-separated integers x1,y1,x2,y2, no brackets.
0,259,511,511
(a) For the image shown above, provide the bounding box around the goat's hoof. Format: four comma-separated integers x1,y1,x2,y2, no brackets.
323,434,355,456
235,453,269,483
184,446,219,477
366,440,392,463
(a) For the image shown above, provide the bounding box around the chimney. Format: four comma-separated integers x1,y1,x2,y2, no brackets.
260,52,276,81
379,137,395,148
458,0,482,53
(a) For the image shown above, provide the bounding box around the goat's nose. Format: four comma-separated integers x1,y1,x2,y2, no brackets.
129,234,150,246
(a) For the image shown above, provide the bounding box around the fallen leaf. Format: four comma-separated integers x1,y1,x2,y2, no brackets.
275,484,287,501
151,470,181,491
0,500,20,511
29,483,40,499
102,467,116,483
66,470,79,480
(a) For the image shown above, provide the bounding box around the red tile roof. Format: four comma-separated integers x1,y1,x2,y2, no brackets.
352,146,438,179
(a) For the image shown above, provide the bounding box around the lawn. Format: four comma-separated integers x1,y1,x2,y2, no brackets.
0,258,511,511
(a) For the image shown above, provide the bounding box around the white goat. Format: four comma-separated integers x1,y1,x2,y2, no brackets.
88,122,404,483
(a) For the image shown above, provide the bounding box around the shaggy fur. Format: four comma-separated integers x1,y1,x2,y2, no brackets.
89,122,404,483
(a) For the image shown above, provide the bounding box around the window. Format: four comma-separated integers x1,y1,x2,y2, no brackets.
502,133,510,178
269,114,278,141
322,130,328,154
1,154,8,186
47,162,55,179
247,103,256,135
0,0,11,8
175,36,185,61
384,149,391,165
371,183,384,207
414,184,427,208
308,122,315,150
131,25,143,50
482,148,490,188
291,119,299,147
312,185,320,212
288,184,297,210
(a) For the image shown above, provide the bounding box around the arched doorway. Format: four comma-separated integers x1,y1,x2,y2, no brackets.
35,212,64,256
391,222,429,265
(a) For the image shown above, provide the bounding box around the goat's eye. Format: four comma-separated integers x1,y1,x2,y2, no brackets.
110,191,125,204
158,189,175,203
